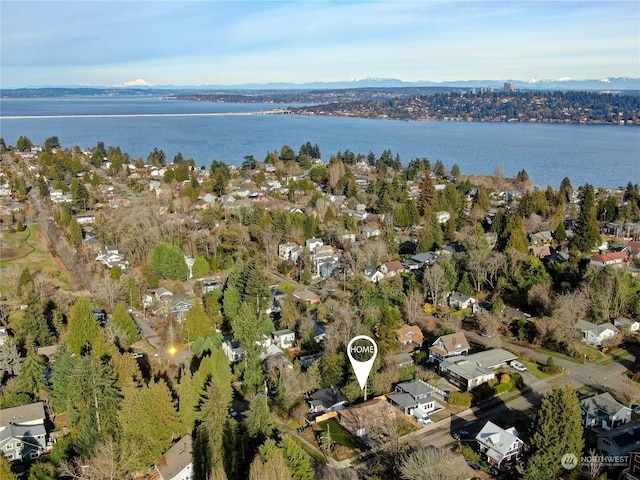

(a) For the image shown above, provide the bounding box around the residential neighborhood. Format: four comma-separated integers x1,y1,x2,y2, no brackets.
0,138,639,480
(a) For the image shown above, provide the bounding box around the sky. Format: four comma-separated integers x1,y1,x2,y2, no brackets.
1,0,639,88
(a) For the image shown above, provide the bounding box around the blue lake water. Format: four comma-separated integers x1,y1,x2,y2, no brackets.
1,96,638,188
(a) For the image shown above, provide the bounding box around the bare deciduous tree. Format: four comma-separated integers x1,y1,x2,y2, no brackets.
422,264,447,308
93,277,127,311
404,290,425,325
485,251,507,290
585,448,604,480
324,307,366,354
58,438,137,480
399,446,470,480
553,290,590,344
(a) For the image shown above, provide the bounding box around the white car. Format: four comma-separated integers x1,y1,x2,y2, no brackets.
511,360,527,372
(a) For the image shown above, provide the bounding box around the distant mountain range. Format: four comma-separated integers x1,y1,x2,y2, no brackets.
4,76,640,92
187,76,640,91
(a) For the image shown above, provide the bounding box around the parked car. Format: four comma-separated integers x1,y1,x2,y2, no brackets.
229,408,238,417
452,430,469,440
467,461,481,471
510,360,527,372
489,466,500,476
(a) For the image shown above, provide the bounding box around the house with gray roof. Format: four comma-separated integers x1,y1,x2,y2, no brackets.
0,402,48,465
440,349,517,391
475,421,524,468
308,387,348,415
580,392,631,430
154,434,193,480
576,320,620,347
598,422,640,457
387,379,436,419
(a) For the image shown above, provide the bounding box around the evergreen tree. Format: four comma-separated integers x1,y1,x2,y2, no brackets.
17,267,34,298
68,217,83,247
51,344,74,413
503,215,529,254
183,301,214,341
150,242,189,280
110,304,139,350
0,453,16,480
119,380,182,470
279,293,299,330
194,378,230,478
17,342,47,397
66,353,122,455
37,175,50,197
281,436,314,480
417,174,436,216
66,297,108,356
192,256,210,278
179,370,198,431
554,221,567,242
572,184,601,252
559,176,573,204
244,394,275,441
71,180,90,211
18,297,53,347
526,385,583,479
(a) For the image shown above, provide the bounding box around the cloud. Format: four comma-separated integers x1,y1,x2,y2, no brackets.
121,79,152,87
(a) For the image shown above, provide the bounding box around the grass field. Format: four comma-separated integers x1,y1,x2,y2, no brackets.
317,418,362,450
0,225,74,295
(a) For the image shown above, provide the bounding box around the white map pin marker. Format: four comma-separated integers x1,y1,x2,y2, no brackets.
347,335,378,390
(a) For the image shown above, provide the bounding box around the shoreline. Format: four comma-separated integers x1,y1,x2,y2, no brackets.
0,110,291,120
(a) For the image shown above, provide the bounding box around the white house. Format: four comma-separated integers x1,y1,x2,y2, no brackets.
387,380,436,419
279,243,299,261
576,320,620,347
361,225,381,239
272,329,296,349
614,318,640,333
448,292,477,311
475,421,524,468
363,267,384,283
305,238,324,253
222,335,243,363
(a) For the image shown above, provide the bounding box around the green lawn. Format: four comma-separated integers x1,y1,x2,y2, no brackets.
522,360,550,380
598,347,633,366
317,418,362,450
0,225,74,295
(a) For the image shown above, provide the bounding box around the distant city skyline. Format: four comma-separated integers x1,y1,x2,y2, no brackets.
1,1,638,89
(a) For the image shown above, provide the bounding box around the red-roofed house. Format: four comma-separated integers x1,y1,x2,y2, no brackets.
590,251,628,267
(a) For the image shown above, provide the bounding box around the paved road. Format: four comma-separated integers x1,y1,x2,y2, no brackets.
465,330,634,394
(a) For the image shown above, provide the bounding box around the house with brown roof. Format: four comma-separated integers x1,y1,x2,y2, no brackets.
428,332,470,364
379,260,406,277
397,324,424,349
